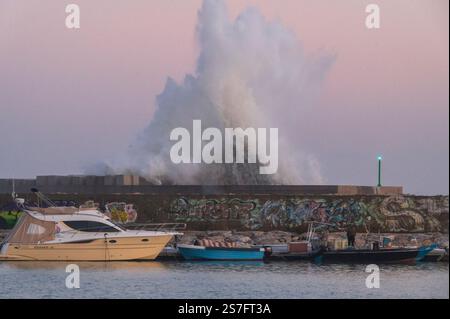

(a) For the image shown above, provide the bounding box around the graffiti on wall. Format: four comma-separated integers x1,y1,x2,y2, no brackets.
0,211,22,229
169,195,449,232
105,202,138,224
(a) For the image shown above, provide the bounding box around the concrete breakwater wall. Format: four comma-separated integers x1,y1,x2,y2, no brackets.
1,193,448,233
0,176,403,195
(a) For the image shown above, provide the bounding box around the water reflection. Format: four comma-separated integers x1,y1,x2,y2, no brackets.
0,260,447,298
178,260,265,267
3,260,167,272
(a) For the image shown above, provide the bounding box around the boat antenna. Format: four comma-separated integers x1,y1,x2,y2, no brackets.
9,177,26,209
11,178,16,200
31,188,57,207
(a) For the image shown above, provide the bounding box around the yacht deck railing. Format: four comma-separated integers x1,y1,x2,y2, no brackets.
124,222,187,232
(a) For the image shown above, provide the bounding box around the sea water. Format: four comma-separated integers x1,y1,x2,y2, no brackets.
0,261,448,299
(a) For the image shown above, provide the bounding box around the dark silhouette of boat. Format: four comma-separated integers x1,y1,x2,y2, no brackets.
314,245,437,263
265,250,322,261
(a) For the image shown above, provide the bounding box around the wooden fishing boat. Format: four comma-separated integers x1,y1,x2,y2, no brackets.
315,245,437,263
257,243,321,261
177,244,265,261
266,250,321,261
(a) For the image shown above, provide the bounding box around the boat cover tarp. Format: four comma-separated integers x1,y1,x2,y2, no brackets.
4,213,56,244
199,239,238,248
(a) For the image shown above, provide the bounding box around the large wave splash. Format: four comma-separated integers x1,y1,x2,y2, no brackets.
92,0,334,185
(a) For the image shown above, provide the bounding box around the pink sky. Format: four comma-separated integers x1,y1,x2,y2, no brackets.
0,0,448,194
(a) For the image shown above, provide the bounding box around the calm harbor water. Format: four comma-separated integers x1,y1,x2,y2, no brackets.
0,261,448,299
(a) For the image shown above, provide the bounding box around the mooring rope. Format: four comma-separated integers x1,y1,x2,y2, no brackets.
104,233,110,262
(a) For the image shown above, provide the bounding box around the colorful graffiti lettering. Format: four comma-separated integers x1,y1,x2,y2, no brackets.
170,198,256,221
169,195,449,232
0,211,22,229
105,202,138,224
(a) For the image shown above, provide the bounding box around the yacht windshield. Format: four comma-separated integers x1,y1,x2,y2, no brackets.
63,220,120,233
109,220,127,231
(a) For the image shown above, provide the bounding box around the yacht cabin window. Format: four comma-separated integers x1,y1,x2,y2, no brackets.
63,220,120,232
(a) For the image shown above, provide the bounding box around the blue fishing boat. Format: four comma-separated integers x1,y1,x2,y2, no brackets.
177,244,265,261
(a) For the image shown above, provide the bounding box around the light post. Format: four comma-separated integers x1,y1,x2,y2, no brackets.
377,155,382,187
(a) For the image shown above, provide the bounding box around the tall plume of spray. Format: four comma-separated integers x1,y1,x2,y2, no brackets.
97,0,334,185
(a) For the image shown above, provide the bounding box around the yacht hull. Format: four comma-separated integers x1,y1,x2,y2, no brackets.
0,234,173,261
